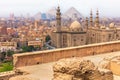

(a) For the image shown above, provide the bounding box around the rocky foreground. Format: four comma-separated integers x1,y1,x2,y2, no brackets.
53,58,113,80
9,51,120,80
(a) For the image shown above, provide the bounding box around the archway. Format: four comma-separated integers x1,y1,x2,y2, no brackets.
45,35,51,43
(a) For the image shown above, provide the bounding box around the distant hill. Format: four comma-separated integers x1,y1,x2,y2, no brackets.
62,7,84,20
34,12,42,20
34,7,84,21
46,7,56,20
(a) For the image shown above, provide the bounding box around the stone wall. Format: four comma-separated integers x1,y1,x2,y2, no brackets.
13,40,120,68
0,69,27,80
0,71,15,80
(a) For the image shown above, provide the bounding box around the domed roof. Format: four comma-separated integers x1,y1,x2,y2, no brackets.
109,22,115,28
70,21,81,30
100,25,106,29
1,18,6,21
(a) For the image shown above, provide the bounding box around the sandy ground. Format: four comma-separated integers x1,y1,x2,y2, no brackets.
10,51,120,80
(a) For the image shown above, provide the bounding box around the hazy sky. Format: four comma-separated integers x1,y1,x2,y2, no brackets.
0,0,120,17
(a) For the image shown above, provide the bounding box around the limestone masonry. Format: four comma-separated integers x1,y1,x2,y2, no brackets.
13,40,120,68
53,58,113,80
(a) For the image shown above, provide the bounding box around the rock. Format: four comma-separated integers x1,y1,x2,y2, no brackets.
53,58,113,80
53,58,96,75
72,77,84,80
99,68,113,80
53,72,73,80
98,60,110,69
84,70,102,80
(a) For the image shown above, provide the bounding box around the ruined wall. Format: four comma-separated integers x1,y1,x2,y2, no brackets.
0,71,15,80
13,41,120,68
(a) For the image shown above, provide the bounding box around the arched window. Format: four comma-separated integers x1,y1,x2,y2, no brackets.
63,35,67,47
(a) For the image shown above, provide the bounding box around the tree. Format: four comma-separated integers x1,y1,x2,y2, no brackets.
21,46,34,52
0,52,6,62
7,50,15,57
28,46,35,51
45,35,51,42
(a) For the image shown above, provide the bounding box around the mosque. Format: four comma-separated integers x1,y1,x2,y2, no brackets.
51,6,120,48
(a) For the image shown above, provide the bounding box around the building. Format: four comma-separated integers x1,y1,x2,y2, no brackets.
28,41,43,47
51,6,120,48
0,42,17,52
51,6,86,48
87,10,120,44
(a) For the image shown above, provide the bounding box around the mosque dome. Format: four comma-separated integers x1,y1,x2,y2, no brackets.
70,21,82,30
0,18,6,21
109,22,115,28
100,25,106,29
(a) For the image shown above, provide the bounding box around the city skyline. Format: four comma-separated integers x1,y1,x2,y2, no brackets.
0,0,120,17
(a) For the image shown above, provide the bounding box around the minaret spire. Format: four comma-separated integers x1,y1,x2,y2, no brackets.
96,9,99,28
85,17,88,29
56,4,62,48
90,9,93,27
35,20,38,29
56,6,61,32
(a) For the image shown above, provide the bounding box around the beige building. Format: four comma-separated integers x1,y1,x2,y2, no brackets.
51,6,86,48
87,10,120,44
0,42,17,51
28,41,43,47
51,6,120,48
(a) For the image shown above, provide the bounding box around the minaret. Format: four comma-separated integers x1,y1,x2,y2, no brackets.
95,9,99,28
56,6,62,48
56,6,61,32
34,20,38,30
90,10,93,27
85,17,88,29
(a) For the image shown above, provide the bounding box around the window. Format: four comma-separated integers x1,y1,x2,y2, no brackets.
63,35,67,47
81,39,83,41
74,39,77,46
109,34,111,38
74,39,76,41
117,34,119,37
